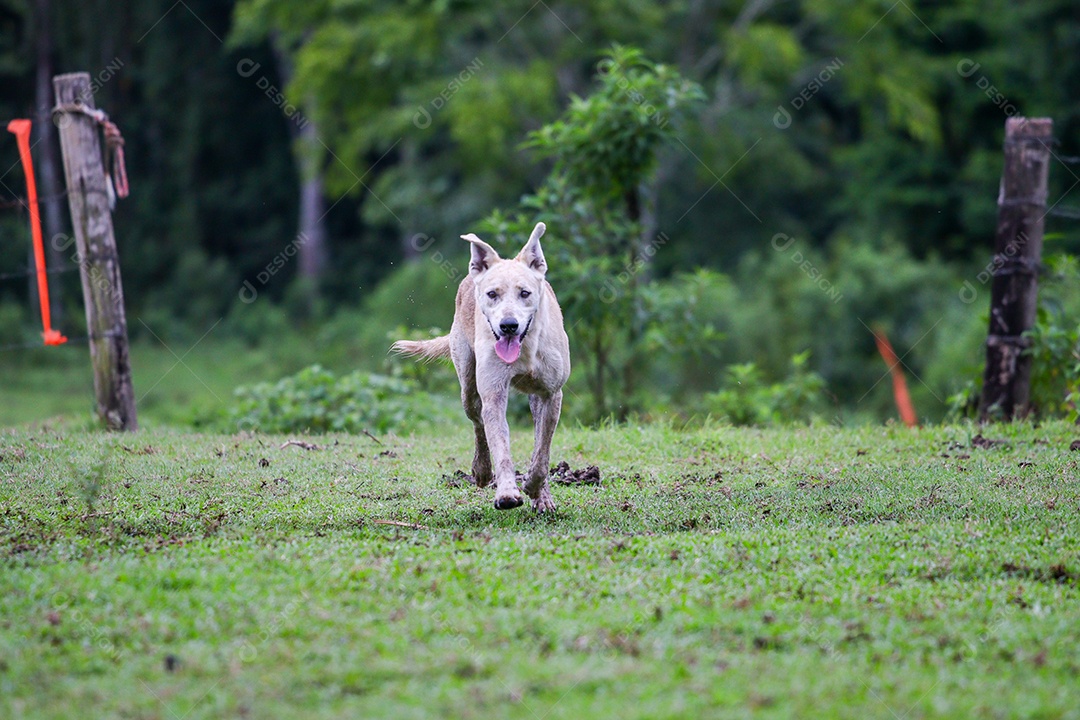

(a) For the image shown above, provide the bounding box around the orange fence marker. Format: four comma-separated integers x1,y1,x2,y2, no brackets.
872,327,917,427
6,119,67,346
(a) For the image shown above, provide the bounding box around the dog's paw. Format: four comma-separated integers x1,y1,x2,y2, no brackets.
493,491,524,510
522,469,546,496
531,487,556,513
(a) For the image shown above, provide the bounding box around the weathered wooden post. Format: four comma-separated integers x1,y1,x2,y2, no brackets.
979,117,1052,421
53,72,137,431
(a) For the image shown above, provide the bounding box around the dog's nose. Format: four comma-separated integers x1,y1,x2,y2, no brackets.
499,319,519,336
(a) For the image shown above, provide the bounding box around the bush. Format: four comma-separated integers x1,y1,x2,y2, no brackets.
227,364,457,435
703,351,826,426
1025,314,1079,421
1024,253,1080,420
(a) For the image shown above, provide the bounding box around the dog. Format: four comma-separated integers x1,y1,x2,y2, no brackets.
392,222,570,512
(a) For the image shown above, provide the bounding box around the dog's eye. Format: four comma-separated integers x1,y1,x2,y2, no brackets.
520,290,531,299
486,290,498,299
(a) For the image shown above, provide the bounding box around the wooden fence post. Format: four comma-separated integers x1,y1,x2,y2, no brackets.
979,117,1052,421
53,72,137,431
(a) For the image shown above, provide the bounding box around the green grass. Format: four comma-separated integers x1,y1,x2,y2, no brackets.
2,420,1079,718
0,337,318,428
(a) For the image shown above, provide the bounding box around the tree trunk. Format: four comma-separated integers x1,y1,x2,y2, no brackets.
33,0,66,322
295,118,328,280
620,185,643,419
593,328,608,420
271,41,328,288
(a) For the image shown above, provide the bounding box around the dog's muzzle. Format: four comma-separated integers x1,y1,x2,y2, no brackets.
491,318,531,364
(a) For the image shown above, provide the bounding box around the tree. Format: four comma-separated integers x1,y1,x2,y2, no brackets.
485,46,704,420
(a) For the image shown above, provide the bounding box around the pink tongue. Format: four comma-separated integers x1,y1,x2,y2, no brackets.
495,334,522,363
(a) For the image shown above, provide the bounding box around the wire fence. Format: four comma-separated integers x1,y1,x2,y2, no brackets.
0,265,80,281
1,141,1077,353
0,190,69,211
0,336,88,353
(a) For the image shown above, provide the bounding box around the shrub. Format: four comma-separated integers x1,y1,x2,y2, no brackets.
1025,313,1079,421
228,364,456,435
703,351,826,426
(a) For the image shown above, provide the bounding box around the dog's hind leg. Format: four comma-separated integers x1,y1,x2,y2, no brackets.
453,351,493,488
524,390,562,512
463,385,493,488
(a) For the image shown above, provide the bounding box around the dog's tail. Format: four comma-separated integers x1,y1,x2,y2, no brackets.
390,335,452,362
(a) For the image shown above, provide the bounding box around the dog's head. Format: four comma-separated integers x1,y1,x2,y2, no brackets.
462,222,548,365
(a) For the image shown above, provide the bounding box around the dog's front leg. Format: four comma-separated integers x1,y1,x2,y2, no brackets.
478,378,523,510
525,391,561,512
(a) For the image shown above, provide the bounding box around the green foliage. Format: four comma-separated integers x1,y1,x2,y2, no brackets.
1024,253,1080,420
1025,315,1079,421
635,269,729,407
524,45,705,206
645,236,966,422
481,180,640,420
704,352,826,426
228,364,455,435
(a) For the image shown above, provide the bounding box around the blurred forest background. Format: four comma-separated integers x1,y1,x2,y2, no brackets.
0,0,1078,430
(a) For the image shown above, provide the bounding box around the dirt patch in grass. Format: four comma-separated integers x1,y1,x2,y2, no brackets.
441,470,472,488
550,461,601,486
971,434,1007,449
1001,562,1079,586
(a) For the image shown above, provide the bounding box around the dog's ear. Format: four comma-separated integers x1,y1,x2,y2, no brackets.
462,233,500,276
515,222,547,276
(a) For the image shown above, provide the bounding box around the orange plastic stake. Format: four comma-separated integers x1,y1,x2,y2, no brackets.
872,326,917,427
7,119,66,346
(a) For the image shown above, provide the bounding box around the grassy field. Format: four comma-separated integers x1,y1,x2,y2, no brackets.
0,337,317,428
2,420,1079,719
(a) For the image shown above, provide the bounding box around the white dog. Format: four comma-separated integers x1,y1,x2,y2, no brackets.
392,222,570,512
